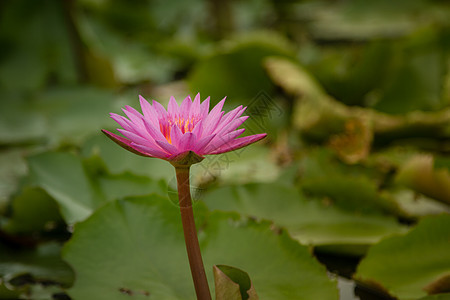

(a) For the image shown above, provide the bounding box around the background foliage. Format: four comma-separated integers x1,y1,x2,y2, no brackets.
0,0,449,299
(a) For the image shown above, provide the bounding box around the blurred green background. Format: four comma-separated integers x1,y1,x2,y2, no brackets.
0,0,449,299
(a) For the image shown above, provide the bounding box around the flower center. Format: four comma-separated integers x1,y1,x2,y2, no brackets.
160,115,198,144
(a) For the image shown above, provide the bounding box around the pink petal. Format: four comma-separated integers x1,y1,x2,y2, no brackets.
215,106,246,133
169,124,183,149
204,128,245,153
167,96,179,116
193,134,216,154
122,107,145,131
152,100,167,119
191,93,201,119
200,96,210,118
114,113,155,141
139,96,160,128
101,130,152,157
110,113,136,133
131,143,171,158
212,116,249,137
180,95,192,118
155,139,179,155
202,111,224,137
178,132,196,153
124,105,144,120
117,129,159,149
142,118,168,142
202,97,226,136
209,133,267,155
191,119,203,139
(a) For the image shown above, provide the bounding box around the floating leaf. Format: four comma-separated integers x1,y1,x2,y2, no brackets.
35,87,118,145
389,189,450,219
191,145,279,185
63,195,338,299
214,265,258,300
2,187,63,235
81,134,173,181
0,0,77,91
188,32,295,104
27,152,105,224
0,243,74,291
0,93,46,145
355,214,450,300
396,155,450,205
203,182,405,255
264,57,450,145
0,148,28,210
26,151,169,224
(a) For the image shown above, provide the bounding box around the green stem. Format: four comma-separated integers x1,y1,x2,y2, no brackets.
175,166,211,300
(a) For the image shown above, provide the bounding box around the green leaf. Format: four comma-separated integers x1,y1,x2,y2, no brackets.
214,265,258,300
0,0,78,91
396,155,450,205
191,145,279,185
81,134,173,181
27,152,104,224
418,294,450,300
98,172,167,202
0,148,29,210
35,87,118,145
188,32,295,104
0,242,74,289
202,182,406,255
355,214,450,300
2,187,63,234
26,151,170,224
265,57,450,145
0,93,46,145
63,195,338,299
389,189,450,219
371,28,448,114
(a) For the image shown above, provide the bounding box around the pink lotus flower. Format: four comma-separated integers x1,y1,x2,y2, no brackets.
102,94,267,165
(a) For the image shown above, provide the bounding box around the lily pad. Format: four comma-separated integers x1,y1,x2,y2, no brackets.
396,154,450,205
0,242,74,290
202,182,406,255
26,151,167,224
81,134,173,181
355,214,450,300
63,195,338,299
188,32,295,104
27,152,105,224
2,187,63,235
191,145,279,186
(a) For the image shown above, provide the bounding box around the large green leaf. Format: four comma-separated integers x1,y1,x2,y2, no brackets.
202,182,406,255
35,87,118,145
355,214,450,300
63,195,338,300
26,151,168,224
81,134,173,181
265,57,450,145
191,145,279,185
0,0,77,91
27,152,104,224
2,187,63,235
0,243,74,296
0,93,47,145
0,148,29,210
188,32,295,104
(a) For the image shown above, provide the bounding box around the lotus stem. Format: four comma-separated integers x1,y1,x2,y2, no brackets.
175,166,211,300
